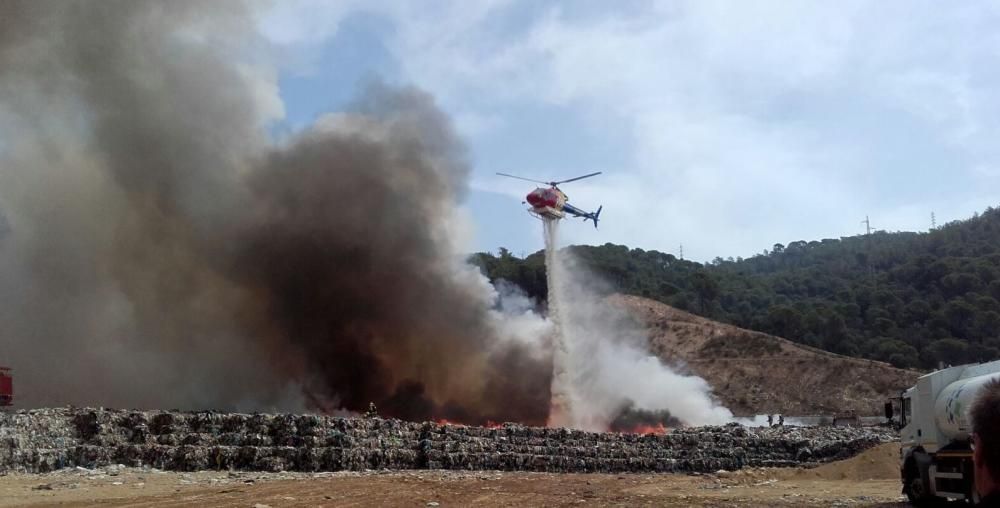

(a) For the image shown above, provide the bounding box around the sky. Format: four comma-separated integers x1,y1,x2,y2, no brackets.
259,1,1000,262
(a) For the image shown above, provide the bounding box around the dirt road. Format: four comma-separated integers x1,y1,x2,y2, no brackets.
0,444,907,507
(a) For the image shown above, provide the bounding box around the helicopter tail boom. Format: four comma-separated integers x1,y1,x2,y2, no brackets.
563,203,602,228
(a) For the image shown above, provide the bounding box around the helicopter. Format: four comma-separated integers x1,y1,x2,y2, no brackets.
496,171,603,228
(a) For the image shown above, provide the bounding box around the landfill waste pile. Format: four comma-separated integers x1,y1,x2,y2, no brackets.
0,408,894,474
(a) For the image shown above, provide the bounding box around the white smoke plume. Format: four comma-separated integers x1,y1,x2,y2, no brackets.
542,221,733,431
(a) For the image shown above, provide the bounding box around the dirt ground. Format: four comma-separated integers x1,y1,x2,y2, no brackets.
0,444,907,507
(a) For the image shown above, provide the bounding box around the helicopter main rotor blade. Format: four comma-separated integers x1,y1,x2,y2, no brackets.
496,172,550,185
552,171,602,185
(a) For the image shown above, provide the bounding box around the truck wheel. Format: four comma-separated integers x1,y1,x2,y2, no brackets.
965,484,980,505
905,469,932,506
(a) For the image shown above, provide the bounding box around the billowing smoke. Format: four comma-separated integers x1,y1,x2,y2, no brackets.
0,0,731,431
543,228,733,430
0,0,552,424
608,403,682,433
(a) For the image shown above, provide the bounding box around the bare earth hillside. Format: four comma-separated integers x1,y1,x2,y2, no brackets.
611,294,920,416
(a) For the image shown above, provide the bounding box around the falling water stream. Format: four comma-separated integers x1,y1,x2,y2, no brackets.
543,219,573,427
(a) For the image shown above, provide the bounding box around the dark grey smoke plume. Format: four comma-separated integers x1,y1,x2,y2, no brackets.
608,402,682,432
0,0,550,424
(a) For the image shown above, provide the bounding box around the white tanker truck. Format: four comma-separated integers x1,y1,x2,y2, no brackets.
890,359,1000,504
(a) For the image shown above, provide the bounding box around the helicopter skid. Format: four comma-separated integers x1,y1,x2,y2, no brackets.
528,207,564,221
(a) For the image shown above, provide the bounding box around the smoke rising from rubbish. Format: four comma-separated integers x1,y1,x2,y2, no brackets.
608,403,682,433
542,224,732,430
0,0,551,424
0,0,730,430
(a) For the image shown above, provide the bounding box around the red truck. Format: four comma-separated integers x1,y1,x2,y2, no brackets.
0,367,11,407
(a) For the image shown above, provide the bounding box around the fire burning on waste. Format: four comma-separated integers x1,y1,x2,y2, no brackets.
605,404,680,435
435,414,668,435
620,424,669,436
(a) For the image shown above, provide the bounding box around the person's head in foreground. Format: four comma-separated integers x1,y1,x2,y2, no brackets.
972,378,1000,501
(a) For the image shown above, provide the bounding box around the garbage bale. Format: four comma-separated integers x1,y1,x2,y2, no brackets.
72,411,102,442
149,412,177,436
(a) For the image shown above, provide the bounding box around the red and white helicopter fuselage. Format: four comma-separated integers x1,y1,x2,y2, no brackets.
525,186,569,220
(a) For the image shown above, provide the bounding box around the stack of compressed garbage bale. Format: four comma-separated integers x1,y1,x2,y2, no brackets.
421,422,890,472
0,408,894,474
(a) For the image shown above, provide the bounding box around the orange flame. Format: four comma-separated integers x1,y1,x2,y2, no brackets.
621,423,668,435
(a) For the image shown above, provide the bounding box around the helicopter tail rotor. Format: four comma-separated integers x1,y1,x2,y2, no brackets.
585,205,602,228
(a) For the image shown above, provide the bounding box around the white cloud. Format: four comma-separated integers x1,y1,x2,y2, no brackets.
258,0,354,46
260,1,1000,260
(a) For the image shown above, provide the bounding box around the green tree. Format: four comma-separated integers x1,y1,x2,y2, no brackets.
870,338,919,368
691,271,720,314
924,338,969,367
944,299,977,338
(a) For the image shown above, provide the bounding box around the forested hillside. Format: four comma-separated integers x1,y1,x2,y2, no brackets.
472,206,1000,370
